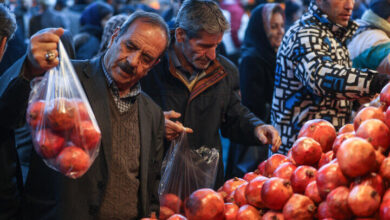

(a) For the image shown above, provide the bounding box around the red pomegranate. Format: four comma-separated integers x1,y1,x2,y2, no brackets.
317,201,332,219
380,82,390,106
184,188,224,220
34,128,65,158
316,160,349,199
261,177,293,210
160,193,182,213
236,204,261,220
326,186,352,220
282,194,316,220
159,206,175,220
291,165,317,194
74,99,90,121
348,185,381,217
297,119,336,152
245,175,268,208
264,154,290,177
243,171,260,182
262,211,284,220
71,120,101,151
56,146,90,178
332,132,356,156
338,123,354,134
272,162,297,180
292,137,322,166
318,151,334,168
384,189,390,203
222,177,247,198
337,137,376,178
385,105,390,129
351,173,385,197
372,150,385,173
223,203,238,220
380,199,390,220
353,106,385,130
26,100,46,128
167,214,187,220
45,98,77,131
233,182,248,207
356,119,390,151
140,212,157,220
380,157,390,182
287,148,296,165
304,181,322,204
257,160,267,176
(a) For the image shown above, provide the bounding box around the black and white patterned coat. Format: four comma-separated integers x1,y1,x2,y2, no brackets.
271,3,377,154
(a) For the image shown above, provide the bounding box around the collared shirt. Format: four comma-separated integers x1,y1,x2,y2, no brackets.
101,56,141,113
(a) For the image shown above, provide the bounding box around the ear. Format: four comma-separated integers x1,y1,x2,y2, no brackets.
175,27,186,43
0,37,7,61
108,27,120,49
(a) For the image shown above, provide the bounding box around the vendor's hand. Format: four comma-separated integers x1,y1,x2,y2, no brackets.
255,124,281,153
25,28,65,79
164,110,193,141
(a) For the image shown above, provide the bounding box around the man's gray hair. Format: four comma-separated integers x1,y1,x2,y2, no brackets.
117,11,170,52
0,4,16,42
175,0,230,39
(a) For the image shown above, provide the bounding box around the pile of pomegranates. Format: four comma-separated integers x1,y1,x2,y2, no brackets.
153,83,390,220
27,97,101,179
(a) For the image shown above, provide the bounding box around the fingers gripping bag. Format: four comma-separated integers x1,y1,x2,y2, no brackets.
158,132,219,214
26,40,101,179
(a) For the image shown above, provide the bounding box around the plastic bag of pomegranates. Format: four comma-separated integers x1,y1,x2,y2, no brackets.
158,132,219,213
26,40,101,179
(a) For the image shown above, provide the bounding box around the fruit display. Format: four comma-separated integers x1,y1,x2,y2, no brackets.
154,84,390,219
27,98,101,179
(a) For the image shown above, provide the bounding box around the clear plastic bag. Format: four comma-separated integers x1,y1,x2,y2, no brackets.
158,132,219,214
26,40,101,179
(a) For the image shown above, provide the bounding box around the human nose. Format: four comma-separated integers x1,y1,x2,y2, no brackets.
345,0,354,10
205,47,216,61
127,51,141,67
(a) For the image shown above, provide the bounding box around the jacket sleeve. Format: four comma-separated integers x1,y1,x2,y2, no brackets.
290,27,377,99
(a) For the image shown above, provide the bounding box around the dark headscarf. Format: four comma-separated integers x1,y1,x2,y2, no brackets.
80,2,113,28
370,0,390,19
241,3,283,66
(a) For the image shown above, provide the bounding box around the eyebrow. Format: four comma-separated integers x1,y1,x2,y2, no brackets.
126,40,156,60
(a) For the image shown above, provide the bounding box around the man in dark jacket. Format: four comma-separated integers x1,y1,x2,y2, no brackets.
0,11,168,219
141,0,281,189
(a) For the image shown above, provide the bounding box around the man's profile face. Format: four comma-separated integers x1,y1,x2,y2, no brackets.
176,29,223,70
317,0,354,27
105,19,167,90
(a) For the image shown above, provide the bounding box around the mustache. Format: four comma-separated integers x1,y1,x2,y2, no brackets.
118,61,134,75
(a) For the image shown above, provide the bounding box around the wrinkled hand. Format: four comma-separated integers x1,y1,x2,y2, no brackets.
25,28,64,79
164,110,193,141
255,124,281,153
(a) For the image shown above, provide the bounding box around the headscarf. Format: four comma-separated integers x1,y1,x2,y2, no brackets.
241,3,284,66
99,14,128,53
80,2,113,27
369,0,390,20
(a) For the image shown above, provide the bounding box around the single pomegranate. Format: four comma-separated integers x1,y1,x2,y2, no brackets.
332,132,355,156
317,201,332,219
236,204,261,220
222,177,247,198
380,157,390,182
372,150,385,173
243,171,260,182
26,100,46,128
167,214,187,220
272,162,297,180
326,186,352,220
223,203,238,220
338,123,354,134
71,120,101,151
257,160,267,176
282,194,316,220
353,106,385,130
45,98,77,131
34,129,65,158
233,182,248,207
140,212,157,220
245,175,268,208
287,148,296,165
305,181,322,204
337,137,376,178
262,211,284,220
74,99,90,121
291,165,317,194
184,188,224,220
348,185,381,217
380,199,390,220
297,119,336,152
316,160,349,199
264,154,290,177
380,82,390,106
261,177,293,210
385,105,390,129
292,137,322,166
356,119,390,151
318,151,334,168
56,146,90,178
351,173,385,197
160,193,182,214
383,189,390,203
159,206,175,220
